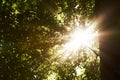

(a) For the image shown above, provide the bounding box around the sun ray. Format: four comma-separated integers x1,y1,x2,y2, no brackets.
50,16,99,63
57,17,99,61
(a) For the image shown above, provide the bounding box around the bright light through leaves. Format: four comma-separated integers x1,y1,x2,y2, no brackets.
64,26,97,52
48,16,100,79
57,17,99,61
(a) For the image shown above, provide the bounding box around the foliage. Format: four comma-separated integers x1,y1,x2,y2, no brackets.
0,0,100,80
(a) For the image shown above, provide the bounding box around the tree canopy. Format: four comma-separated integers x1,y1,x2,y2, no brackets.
0,0,100,80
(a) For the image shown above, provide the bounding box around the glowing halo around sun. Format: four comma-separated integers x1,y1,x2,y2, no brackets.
57,18,99,61
67,27,97,49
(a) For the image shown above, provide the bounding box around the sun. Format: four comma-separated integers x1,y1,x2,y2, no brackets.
69,27,96,48
58,19,98,60
64,20,97,50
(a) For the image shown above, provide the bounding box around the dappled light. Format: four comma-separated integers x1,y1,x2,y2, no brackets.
75,66,85,76
1,0,101,79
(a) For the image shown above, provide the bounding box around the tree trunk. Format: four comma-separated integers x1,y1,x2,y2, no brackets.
95,0,120,80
